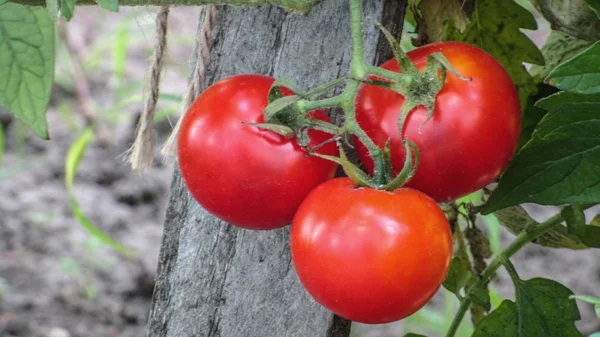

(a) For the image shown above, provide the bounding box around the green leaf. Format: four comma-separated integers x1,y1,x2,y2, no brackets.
442,257,472,295
0,3,54,139
530,31,593,82
517,85,559,151
60,0,76,20
471,301,518,337
586,0,600,17
483,92,600,213
66,129,134,255
532,0,600,41
46,0,59,21
404,334,428,337
65,128,94,190
472,278,582,337
562,205,600,248
546,41,600,94
444,0,544,109
95,0,118,12
518,99,548,151
470,288,492,312
494,206,588,250
416,0,470,43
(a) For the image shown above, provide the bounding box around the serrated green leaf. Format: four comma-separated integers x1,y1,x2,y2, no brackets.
532,0,600,41
470,288,491,312
494,206,588,249
60,0,76,20
95,0,118,12
0,3,54,139
483,92,600,213
546,41,600,94
444,0,544,109
443,257,472,295
530,31,593,82
417,0,469,43
586,0,600,17
46,0,59,21
66,129,134,255
562,205,600,248
472,278,582,337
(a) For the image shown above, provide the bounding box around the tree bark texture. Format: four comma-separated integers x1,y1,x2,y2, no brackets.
148,1,406,336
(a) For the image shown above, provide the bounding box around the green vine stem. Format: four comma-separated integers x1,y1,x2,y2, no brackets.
445,204,594,337
453,223,485,324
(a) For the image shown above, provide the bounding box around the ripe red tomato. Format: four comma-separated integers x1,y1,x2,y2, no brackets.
356,42,521,202
291,178,452,324
178,74,338,230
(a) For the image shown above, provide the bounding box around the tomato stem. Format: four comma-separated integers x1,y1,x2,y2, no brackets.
444,204,595,337
343,0,387,185
298,96,346,115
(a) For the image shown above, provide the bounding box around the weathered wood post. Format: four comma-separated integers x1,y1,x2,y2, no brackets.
147,1,406,336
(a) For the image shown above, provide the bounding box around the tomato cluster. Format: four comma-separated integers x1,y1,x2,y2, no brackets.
177,42,520,324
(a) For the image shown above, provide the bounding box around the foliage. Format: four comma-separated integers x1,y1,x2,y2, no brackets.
0,3,54,139
472,277,582,337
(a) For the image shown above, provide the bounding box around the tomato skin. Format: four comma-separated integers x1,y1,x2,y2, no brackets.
178,74,338,230
291,178,453,324
356,42,521,202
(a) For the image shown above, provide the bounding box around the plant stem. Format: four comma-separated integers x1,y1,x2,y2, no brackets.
453,221,485,325
348,0,367,78
343,0,385,185
445,205,594,337
298,96,346,114
365,65,412,89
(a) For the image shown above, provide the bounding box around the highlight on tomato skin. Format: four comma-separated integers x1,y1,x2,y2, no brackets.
355,41,521,203
177,74,339,230
290,177,453,324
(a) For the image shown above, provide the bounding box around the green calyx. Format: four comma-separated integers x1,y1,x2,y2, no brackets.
369,21,471,138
